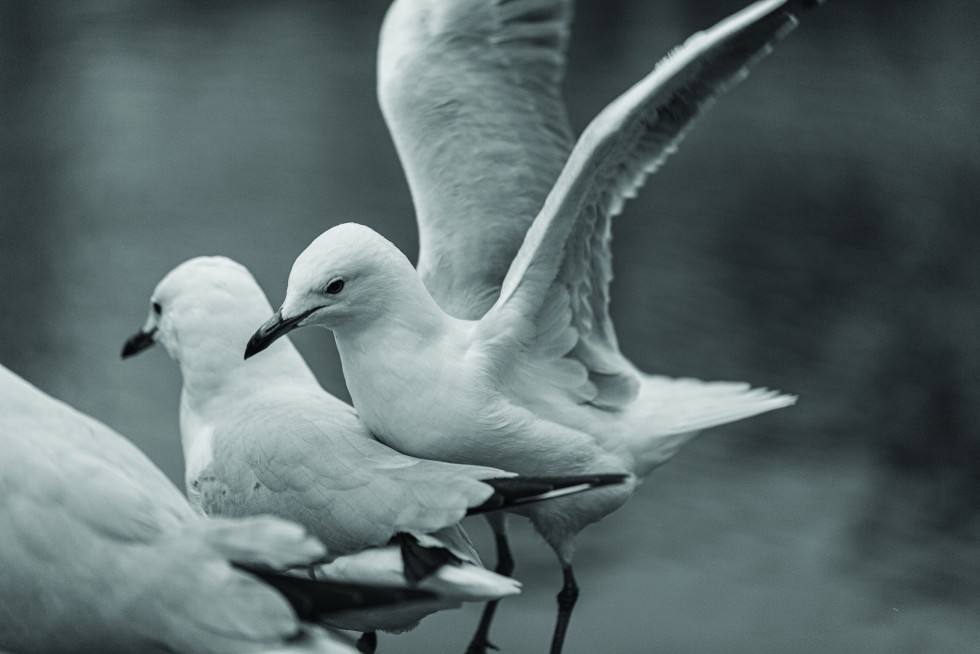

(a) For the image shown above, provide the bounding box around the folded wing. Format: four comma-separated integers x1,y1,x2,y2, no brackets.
204,397,508,555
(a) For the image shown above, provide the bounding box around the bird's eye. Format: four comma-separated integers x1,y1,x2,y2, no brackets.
324,279,345,294
152,301,162,315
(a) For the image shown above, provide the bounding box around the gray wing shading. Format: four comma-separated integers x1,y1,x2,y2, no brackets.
483,0,813,408
203,397,507,556
0,365,330,652
379,0,575,318
0,365,193,540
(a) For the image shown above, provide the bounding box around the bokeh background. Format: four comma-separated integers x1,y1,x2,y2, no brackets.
2,1,978,652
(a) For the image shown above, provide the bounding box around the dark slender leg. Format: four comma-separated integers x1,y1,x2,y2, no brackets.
356,631,377,654
465,516,514,654
548,564,579,654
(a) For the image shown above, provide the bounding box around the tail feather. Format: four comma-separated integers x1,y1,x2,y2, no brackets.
638,375,796,436
467,473,630,515
393,533,463,584
232,563,439,622
629,375,796,474
316,540,520,601
310,543,521,633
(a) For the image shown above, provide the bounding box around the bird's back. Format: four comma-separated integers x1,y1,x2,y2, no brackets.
0,366,327,653
192,382,508,556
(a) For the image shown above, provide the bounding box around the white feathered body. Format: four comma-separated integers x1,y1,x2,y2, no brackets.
275,0,810,561
0,365,346,654
145,258,521,632
333,288,790,554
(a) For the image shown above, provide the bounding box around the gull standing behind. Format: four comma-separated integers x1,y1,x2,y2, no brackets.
0,363,453,654
247,1,819,652
122,256,626,652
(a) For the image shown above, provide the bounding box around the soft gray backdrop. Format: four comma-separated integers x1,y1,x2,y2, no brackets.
1,1,977,652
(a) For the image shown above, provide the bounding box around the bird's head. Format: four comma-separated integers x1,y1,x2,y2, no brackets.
245,223,413,359
122,256,276,366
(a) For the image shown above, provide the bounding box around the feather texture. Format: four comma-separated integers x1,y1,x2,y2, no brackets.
0,364,383,654
485,0,810,413
379,0,575,318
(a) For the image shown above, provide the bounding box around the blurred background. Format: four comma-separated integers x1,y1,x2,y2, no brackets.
1,1,978,652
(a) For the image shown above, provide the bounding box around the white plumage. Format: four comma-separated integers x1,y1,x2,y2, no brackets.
125,256,523,636
378,0,577,320
249,1,816,652
0,363,379,654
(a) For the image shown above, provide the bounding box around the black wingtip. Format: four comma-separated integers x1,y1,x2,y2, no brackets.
393,533,463,584
232,563,438,620
467,473,630,516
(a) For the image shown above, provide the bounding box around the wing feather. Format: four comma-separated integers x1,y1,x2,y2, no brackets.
204,398,506,556
483,0,814,407
379,0,575,318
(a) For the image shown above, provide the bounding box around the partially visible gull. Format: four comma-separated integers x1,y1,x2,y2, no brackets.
122,256,625,652
0,363,445,654
247,1,817,652
379,0,576,648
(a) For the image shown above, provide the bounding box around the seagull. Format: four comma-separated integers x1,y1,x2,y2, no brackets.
247,1,818,651
122,256,626,652
378,0,577,648
0,362,455,654
381,2,821,651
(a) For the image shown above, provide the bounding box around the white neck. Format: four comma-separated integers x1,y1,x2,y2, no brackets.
172,314,322,485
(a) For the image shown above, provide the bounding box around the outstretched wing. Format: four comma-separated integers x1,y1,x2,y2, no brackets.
482,0,817,408
378,0,575,318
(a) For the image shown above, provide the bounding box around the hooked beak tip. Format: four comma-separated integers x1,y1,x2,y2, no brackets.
244,308,306,360
121,328,157,359
243,333,268,360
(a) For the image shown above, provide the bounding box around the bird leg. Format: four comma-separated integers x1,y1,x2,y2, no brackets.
548,564,579,654
464,515,513,654
356,631,377,654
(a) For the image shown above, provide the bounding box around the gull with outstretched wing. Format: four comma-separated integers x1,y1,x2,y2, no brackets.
248,1,819,651
379,3,579,646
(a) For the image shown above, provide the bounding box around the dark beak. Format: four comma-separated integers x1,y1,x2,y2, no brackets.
244,308,316,360
121,328,157,359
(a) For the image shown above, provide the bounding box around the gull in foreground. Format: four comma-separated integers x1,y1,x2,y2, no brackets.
122,256,625,652
0,362,451,654
247,1,817,652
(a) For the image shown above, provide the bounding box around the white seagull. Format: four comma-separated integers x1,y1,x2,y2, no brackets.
247,1,818,652
122,256,625,653
0,362,453,654
378,0,578,648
